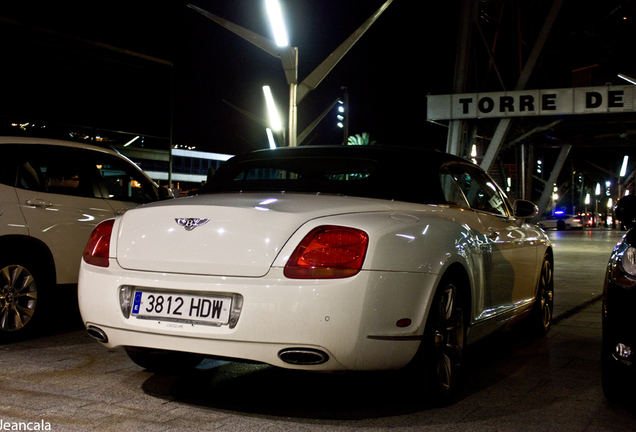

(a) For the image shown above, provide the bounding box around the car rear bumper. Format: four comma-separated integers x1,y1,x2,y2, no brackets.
78,260,438,371
603,280,636,371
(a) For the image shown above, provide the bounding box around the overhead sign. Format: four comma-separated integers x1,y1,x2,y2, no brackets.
427,85,636,120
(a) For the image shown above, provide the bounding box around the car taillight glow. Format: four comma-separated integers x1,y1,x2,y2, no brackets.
83,219,115,268
284,226,368,279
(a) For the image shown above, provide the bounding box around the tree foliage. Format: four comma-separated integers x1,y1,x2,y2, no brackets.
347,133,376,146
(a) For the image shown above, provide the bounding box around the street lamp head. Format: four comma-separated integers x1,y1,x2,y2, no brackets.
265,0,289,47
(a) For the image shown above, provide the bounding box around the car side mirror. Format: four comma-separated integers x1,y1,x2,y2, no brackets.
513,199,538,219
615,195,636,229
158,186,175,200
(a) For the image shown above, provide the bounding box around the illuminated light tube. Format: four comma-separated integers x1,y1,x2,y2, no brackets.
124,136,140,147
266,128,277,149
263,86,282,131
265,0,289,47
620,155,629,177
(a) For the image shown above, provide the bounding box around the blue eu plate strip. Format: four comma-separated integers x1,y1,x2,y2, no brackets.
132,292,142,314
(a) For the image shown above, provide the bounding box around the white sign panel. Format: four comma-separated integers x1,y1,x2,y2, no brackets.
427,85,636,120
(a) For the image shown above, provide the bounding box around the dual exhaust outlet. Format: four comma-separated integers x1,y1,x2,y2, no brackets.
86,326,329,366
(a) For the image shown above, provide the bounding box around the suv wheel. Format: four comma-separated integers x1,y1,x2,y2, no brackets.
0,259,46,339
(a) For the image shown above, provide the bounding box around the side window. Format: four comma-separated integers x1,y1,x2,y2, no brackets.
0,145,19,187
17,146,96,198
91,153,158,204
440,172,470,208
443,163,510,217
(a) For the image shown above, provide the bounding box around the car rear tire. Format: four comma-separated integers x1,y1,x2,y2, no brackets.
413,277,467,405
0,259,48,340
524,255,554,336
125,347,204,373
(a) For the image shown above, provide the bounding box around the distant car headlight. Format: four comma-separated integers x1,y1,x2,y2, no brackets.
610,241,636,289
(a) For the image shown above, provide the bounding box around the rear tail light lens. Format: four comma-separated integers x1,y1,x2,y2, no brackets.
284,226,368,279
83,219,115,267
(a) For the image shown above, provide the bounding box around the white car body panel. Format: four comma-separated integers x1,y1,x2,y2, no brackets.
15,188,114,284
0,183,28,236
116,194,394,277
79,265,434,370
78,191,550,371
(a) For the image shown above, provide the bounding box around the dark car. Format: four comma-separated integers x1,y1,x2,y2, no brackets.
602,195,636,401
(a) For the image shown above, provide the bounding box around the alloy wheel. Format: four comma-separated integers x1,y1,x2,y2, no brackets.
0,265,38,332
538,259,554,331
432,283,465,392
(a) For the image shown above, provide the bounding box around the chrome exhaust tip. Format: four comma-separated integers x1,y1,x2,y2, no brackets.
86,326,108,343
278,348,329,365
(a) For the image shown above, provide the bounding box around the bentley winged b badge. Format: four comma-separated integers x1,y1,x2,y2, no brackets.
175,218,210,231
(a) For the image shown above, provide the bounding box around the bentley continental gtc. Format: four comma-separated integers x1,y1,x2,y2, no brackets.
78,145,553,402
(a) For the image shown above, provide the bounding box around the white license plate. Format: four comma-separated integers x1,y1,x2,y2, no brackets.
132,291,232,326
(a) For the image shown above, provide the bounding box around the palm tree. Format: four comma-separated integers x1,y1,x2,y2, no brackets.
347,133,376,146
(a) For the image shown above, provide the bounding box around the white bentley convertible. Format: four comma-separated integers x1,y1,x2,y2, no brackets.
78,145,553,402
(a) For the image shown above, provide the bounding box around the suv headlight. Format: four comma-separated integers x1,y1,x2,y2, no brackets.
610,241,636,289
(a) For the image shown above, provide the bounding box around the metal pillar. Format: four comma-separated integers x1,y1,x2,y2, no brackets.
446,0,479,156
480,0,565,173
531,144,572,223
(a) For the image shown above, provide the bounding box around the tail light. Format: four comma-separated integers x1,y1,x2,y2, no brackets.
83,219,115,267
284,226,368,279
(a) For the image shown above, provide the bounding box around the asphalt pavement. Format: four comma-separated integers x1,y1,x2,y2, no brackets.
0,228,634,431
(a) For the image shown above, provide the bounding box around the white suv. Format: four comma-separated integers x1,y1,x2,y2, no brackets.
0,137,169,339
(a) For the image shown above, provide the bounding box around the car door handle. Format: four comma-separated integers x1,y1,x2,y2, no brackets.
487,228,499,240
26,199,53,208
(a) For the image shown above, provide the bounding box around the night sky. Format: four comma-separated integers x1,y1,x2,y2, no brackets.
1,1,636,161
0,0,458,155
171,0,459,154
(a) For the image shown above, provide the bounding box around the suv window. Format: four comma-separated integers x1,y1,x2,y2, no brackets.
91,153,158,204
11,144,158,204
0,145,19,187
17,146,97,198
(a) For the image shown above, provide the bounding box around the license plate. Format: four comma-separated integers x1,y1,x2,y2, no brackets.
132,291,232,326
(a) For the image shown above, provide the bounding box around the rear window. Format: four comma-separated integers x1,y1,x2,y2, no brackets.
204,154,447,205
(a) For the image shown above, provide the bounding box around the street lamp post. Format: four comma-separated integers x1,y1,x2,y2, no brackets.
188,1,393,147
264,0,298,146
595,182,601,227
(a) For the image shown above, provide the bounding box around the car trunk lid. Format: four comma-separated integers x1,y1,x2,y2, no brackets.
115,193,392,277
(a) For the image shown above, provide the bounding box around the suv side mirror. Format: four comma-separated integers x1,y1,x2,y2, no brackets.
615,195,636,229
513,199,538,219
158,186,175,200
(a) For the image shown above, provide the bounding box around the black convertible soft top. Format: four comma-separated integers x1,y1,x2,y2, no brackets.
200,145,473,205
